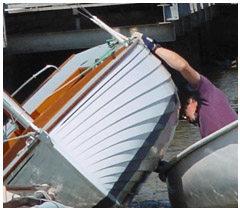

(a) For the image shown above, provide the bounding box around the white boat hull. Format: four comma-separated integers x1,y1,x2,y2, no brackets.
166,120,238,208
4,41,180,207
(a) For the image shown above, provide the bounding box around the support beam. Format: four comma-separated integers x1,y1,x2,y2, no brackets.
182,16,192,32
174,20,184,36
204,6,212,21
178,3,191,17
163,3,179,21
190,12,200,28
5,3,138,14
3,12,7,48
3,4,7,48
164,3,218,37
4,23,175,55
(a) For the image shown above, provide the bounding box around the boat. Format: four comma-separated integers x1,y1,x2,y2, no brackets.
3,9,180,208
158,120,238,208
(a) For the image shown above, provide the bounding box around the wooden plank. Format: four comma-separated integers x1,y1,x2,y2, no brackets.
30,67,87,119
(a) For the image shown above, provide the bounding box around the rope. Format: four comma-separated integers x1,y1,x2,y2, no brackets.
3,132,36,143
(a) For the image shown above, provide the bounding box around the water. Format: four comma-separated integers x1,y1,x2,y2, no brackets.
128,64,238,208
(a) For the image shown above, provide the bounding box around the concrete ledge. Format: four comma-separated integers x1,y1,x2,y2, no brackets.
4,23,175,55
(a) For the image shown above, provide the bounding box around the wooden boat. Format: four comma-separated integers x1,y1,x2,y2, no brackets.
159,120,238,208
3,28,180,206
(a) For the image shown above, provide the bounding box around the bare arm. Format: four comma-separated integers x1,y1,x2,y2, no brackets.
154,47,200,89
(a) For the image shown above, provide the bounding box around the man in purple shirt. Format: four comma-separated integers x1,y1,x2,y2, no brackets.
132,32,237,138
182,75,237,137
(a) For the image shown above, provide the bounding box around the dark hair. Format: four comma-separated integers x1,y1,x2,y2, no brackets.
178,87,199,119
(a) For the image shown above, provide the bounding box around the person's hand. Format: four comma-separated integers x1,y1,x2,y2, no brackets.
131,32,160,52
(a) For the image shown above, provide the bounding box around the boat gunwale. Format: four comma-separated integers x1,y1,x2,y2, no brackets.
160,120,238,173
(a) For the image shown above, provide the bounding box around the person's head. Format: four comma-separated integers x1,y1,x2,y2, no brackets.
179,88,199,125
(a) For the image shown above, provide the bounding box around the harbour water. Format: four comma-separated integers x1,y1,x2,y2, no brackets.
129,63,238,208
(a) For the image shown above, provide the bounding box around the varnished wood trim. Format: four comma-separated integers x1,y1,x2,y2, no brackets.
30,67,87,119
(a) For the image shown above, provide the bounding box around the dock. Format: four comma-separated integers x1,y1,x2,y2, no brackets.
4,3,219,55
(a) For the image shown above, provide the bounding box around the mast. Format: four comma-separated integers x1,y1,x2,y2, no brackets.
3,91,40,133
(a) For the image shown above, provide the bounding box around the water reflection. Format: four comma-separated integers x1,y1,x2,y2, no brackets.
129,66,237,208
208,67,238,112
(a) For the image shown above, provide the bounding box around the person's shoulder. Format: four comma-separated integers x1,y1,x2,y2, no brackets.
198,74,214,89
196,74,216,102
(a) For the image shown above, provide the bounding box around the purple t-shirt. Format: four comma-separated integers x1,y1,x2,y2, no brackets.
197,75,237,138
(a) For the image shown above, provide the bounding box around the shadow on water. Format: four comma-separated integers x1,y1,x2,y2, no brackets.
128,64,238,208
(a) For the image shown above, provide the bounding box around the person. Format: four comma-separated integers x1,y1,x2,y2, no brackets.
131,32,237,138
